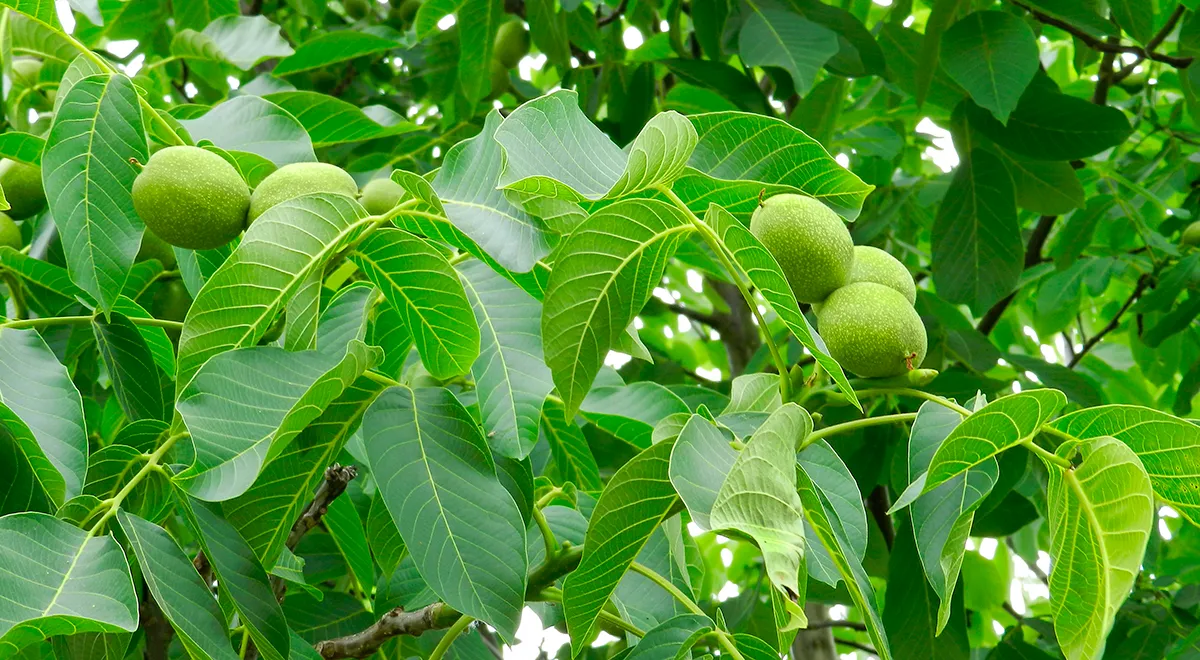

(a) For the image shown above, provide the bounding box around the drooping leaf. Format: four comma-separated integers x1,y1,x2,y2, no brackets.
737,0,838,96
324,494,375,594
939,11,1038,124
92,312,169,422
669,414,737,530
883,521,970,660
169,15,293,69
795,439,866,563
262,92,418,147
179,95,316,165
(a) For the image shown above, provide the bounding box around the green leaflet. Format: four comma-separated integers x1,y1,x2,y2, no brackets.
737,0,838,96
366,493,406,576
274,31,400,76
263,92,418,147
495,90,698,201
562,440,680,652
117,510,240,660
176,193,371,393
92,312,169,422
41,73,147,314
169,15,293,70
669,414,737,531
0,513,138,657
939,11,1038,124
795,439,867,564
412,0,503,100
324,495,374,593
176,338,379,501
1050,405,1200,524
539,398,602,491
0,408,56,516
580,382,691,449
922,389,1066,494
351,228,480,380
883,521,970,660
83,445,171,522
542,197,694,415
179,95,315,166
702,204,859,409
459,259,554,459
625,614,712,660
363,386,528,640
1047,437,1153,660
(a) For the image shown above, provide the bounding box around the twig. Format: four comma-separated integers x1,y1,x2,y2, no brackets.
596,0,629,27
1013,1,1193,69
803,620,868,632
977,215,1057,336
1007,538,1049,587
834,639,877,655
1068,275,1149,368
867,486,895,550
1092,46,1118,105
1113,5,1188,83
271,464,359,600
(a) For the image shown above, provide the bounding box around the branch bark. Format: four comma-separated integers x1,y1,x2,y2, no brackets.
976,214,1057,336
1013,1,1193,70
273,464,360,599
1068,275,1150,368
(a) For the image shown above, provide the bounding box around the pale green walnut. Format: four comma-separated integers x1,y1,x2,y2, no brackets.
750,193,853,304
846,245,916,304
136,229,178,270
0,213,22,251
132,146,249,250
490,58,510,96
360,177,406,215
345,0,371,19
817,281,927,378
494,20,531,69
248,162,358,222
0,159,45,220
1183,220,1200,247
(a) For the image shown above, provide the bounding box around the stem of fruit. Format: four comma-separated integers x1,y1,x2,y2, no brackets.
798,412,918,450
629,562,706,617
657,187,790,399
854,388,973,417
0,314,183,331
88,431,187,536
427,615,473,660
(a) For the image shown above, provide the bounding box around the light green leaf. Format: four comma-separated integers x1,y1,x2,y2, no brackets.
351,228,479,379
92,312,168,422
51,631,132,660
284,269,320,351
542,198,694,416
42,74,147,314
178,495,290,660
179,95,316,166
176,338,379,501
539,398,602,491
703,204,859,409
0,132,44,165
117,510,240,660
459,259,554,460
495,90,698,202
580,382,690,449
324,495,374,593
5,11,75,67
710,404,811,630
273,30,400,76
1047,437,1152,660
624,614,713,660
1050,405,1200,525
364,386,527,640
685,112,873,220
170,15,293,69
262,92,418,147
1,0,58,26
738,0,838,96
923,389,1065,494
0,512,137,657
940,11,1038,124
796,439,866,563
563,439,679,650
669,414,736,530
0,328,88,501
723,374,781,414
176,193,371,393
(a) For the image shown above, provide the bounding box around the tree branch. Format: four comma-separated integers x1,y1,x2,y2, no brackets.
596,0,628,27
1114,4,1188,83
867,486,895,551
977,215,1057,336
1068,275,1150,368
803,620,868,632
1012,1,1193,69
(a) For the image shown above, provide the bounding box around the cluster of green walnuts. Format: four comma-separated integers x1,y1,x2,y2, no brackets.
750,194,926,379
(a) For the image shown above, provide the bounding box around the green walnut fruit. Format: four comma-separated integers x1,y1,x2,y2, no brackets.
846,245,916,304
152,279,192,323
387,0,420,28
137,229,178,270
490,58,510,96
132,146,250,250
494,20,530,69
0,159,45,220
0,213,22,251
1183,220,1200,247
817,281,927,379
248,162,358,223
345,0,371,19
750,193,853,304
360,177,406,215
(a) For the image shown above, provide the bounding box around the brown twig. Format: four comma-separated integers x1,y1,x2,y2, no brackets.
977,215,1057,336
867,486,895,550
596,0,629,27
1013,1,1193,69
803,620,868,632
834,639,877,655
1114,5,1188,83
1007,538,1050,587
1068,275,1150,368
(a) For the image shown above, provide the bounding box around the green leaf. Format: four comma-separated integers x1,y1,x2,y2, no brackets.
796,439,866,563
284,270,320,351
459,259,554,459
702,204,859,408
1108,0,1152,43
0,408,57,516
366,494,406,576
0,246,91,315
932,147,1023,313
42,74,147,314
542,198,693,415
883,521,970,660
738,0,838,96
350,228,479,379
625,614,713,660
284,591,374,644
1047,437,1153,660
940,11,1038,124
915,0,964,108
685,112,873,220
0,328,88,501
324,495,375,593
5,11,75,67
495,90,698,202
364,386,528,640
92,312,168,422
178,95,316,166
113,295,178,380
51,631,132,660
273,30,401,76
669,414,737,530
539,398,602,491
176,338,378,501
177,495,290,660
436,111,551,273
562,439,680,650
992,148,1085,215
170,15,293,69
262,92,418,147
176,193,371,393
0,0,57,26
0,512,138,657
116,510,240,660
580,382,690,449
0,131,44,165
1050,405,1200,524
923,389,1066,494
877,24,965,111
710,404,811,629
83,445,170,521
